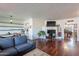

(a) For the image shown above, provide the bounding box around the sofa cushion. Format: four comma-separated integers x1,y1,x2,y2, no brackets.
0,37,14,49
0,46,3,50
0,49,2,52
0,47,17,56
15,43,32,52
14,35,27,46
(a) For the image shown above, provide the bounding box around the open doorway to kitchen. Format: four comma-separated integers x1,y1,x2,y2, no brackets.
64,23,77,43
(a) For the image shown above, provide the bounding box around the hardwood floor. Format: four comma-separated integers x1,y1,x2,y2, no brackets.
36,39,79,56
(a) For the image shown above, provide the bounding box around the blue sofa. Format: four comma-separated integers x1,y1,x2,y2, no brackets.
0,35,36,56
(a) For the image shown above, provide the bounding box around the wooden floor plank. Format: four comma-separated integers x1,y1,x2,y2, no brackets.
36,39,79,56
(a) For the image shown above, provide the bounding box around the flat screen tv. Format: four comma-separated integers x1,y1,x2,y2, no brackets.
46,21,56,26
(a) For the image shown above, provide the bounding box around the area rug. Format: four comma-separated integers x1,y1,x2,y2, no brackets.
24,48,49,56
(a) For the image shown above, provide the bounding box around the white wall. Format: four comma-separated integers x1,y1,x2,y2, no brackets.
24,18,33,40
32,18,45,39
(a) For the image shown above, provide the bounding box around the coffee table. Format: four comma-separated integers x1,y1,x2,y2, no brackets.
24,48,49,56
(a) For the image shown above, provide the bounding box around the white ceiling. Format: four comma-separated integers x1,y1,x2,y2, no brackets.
0,3,79,23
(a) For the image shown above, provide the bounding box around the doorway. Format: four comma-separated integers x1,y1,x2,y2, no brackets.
64,24,77,43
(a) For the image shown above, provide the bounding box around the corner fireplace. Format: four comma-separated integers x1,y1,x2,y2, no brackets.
47,30,56,39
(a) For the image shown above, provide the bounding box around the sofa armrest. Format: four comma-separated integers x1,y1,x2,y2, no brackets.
27,39,36,49
27,39,36,47
0,49,2,52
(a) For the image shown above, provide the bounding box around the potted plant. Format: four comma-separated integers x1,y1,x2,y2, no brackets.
37,31,46,39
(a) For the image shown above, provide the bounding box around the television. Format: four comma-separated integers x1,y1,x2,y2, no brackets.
46,21,56,26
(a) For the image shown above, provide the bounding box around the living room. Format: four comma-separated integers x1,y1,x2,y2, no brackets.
0,3,79,56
